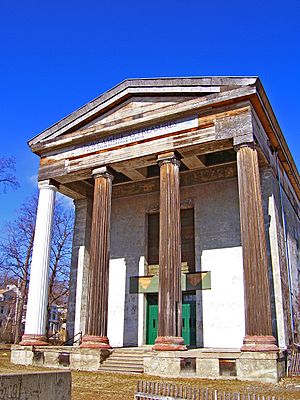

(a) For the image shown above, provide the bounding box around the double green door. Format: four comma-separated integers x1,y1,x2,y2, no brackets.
146,294,196,346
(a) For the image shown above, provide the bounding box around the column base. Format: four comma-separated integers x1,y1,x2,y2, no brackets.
80,335,112,349
19,334,48,346
153,336,187,351
241,335,279,352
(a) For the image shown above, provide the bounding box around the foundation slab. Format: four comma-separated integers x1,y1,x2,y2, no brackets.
11,346,286,383
11,345,112,372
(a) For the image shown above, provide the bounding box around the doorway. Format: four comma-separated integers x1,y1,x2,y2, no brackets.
146,292,196,346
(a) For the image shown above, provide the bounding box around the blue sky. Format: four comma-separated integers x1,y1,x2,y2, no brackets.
0,0,299,226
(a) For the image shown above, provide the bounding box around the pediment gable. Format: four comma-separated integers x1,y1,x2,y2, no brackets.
28,77,258,149
76,96,195,132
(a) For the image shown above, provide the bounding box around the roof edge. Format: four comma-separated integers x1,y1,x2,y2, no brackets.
28,76,258,146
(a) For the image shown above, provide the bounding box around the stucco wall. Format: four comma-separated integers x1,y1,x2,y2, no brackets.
192,178,244,348
108,177,245,348
67,199,92,342
281,183,300,344
261,168,300,348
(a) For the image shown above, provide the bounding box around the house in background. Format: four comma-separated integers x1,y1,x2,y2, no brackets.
0,284,18,342
12,77,300,383
0,284,67,343
48,304,67,344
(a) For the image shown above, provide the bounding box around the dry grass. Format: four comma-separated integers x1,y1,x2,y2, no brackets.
1,351,300,399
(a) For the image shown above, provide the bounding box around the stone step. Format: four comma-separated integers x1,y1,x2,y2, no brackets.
101,347,148,373
100,365,144,373
102,360,144,368
105,358,144,364
109,355,145,360
112,348,150,354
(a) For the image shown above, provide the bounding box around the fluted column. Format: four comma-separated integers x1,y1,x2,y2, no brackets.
81,167,113,349
235,143,278,352
66,198,93,343
153,152,186,351
20,180,58,346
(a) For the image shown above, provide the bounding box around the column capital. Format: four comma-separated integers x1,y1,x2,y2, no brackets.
233,142,256,153
157,152,181,168
38,179,59,191
92,166,114,181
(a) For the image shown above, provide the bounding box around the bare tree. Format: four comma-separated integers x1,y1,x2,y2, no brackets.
0,192,74,343
0,195,37,343
0,157,19,193
47,202,74,340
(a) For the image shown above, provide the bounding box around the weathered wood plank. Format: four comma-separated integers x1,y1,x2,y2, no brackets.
153,152,184,350
114,167,147,181
59,180,94,200
31,87,255,153
66,126,215,174
112,163,237,198
216,109,253,143
236,144,275,346
182,155,205,170
80,167,113,348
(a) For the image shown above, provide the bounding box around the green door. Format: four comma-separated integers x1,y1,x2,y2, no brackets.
182,293,196,347
146,293,196,346
182,302,196,346
146,295,158,345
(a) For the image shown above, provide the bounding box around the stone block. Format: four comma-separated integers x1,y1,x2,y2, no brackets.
236,352,279,383
71,352,100,371
277,351,287,380
144,353,181,377
44,350,59,367
0,371,71,400
196,358,219,378
10,346,33,366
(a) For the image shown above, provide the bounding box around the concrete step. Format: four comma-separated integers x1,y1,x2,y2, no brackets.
109,355,145,360
105,357,144,362
112,348,150,354
100,365,144,373
101,347,149,373
103,360,144,366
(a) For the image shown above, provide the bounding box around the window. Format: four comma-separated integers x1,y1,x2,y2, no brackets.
147,208,195,274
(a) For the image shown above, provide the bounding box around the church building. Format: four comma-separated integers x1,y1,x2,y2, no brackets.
12,77,300,382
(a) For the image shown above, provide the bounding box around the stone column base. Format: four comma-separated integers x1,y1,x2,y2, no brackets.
19,334,48,346
80,335,112,349
153,336,187,351
237,350,281,383
241,335,279,352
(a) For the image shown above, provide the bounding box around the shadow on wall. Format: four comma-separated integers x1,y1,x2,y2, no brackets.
109,195,151,347
123,255,140,347
193,179,242,347
261,169,300,347
109,180,244,348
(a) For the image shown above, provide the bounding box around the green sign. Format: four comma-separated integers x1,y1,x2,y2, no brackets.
129,271,211,294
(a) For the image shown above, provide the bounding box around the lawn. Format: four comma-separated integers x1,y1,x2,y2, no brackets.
1,350,300,399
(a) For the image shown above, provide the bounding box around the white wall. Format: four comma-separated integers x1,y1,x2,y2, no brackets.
107,258,126,347
108,192,158,347
108,178,245,349
200,247,244,348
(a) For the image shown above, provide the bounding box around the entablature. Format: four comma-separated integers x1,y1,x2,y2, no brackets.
28,77,298,205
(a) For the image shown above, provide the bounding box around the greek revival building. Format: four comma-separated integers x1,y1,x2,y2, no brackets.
12,77,300,382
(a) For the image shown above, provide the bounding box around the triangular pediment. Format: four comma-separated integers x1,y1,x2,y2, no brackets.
76,95,196,132
28,77,258,149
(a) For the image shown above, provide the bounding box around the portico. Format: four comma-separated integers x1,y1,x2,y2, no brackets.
12,77,300,382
